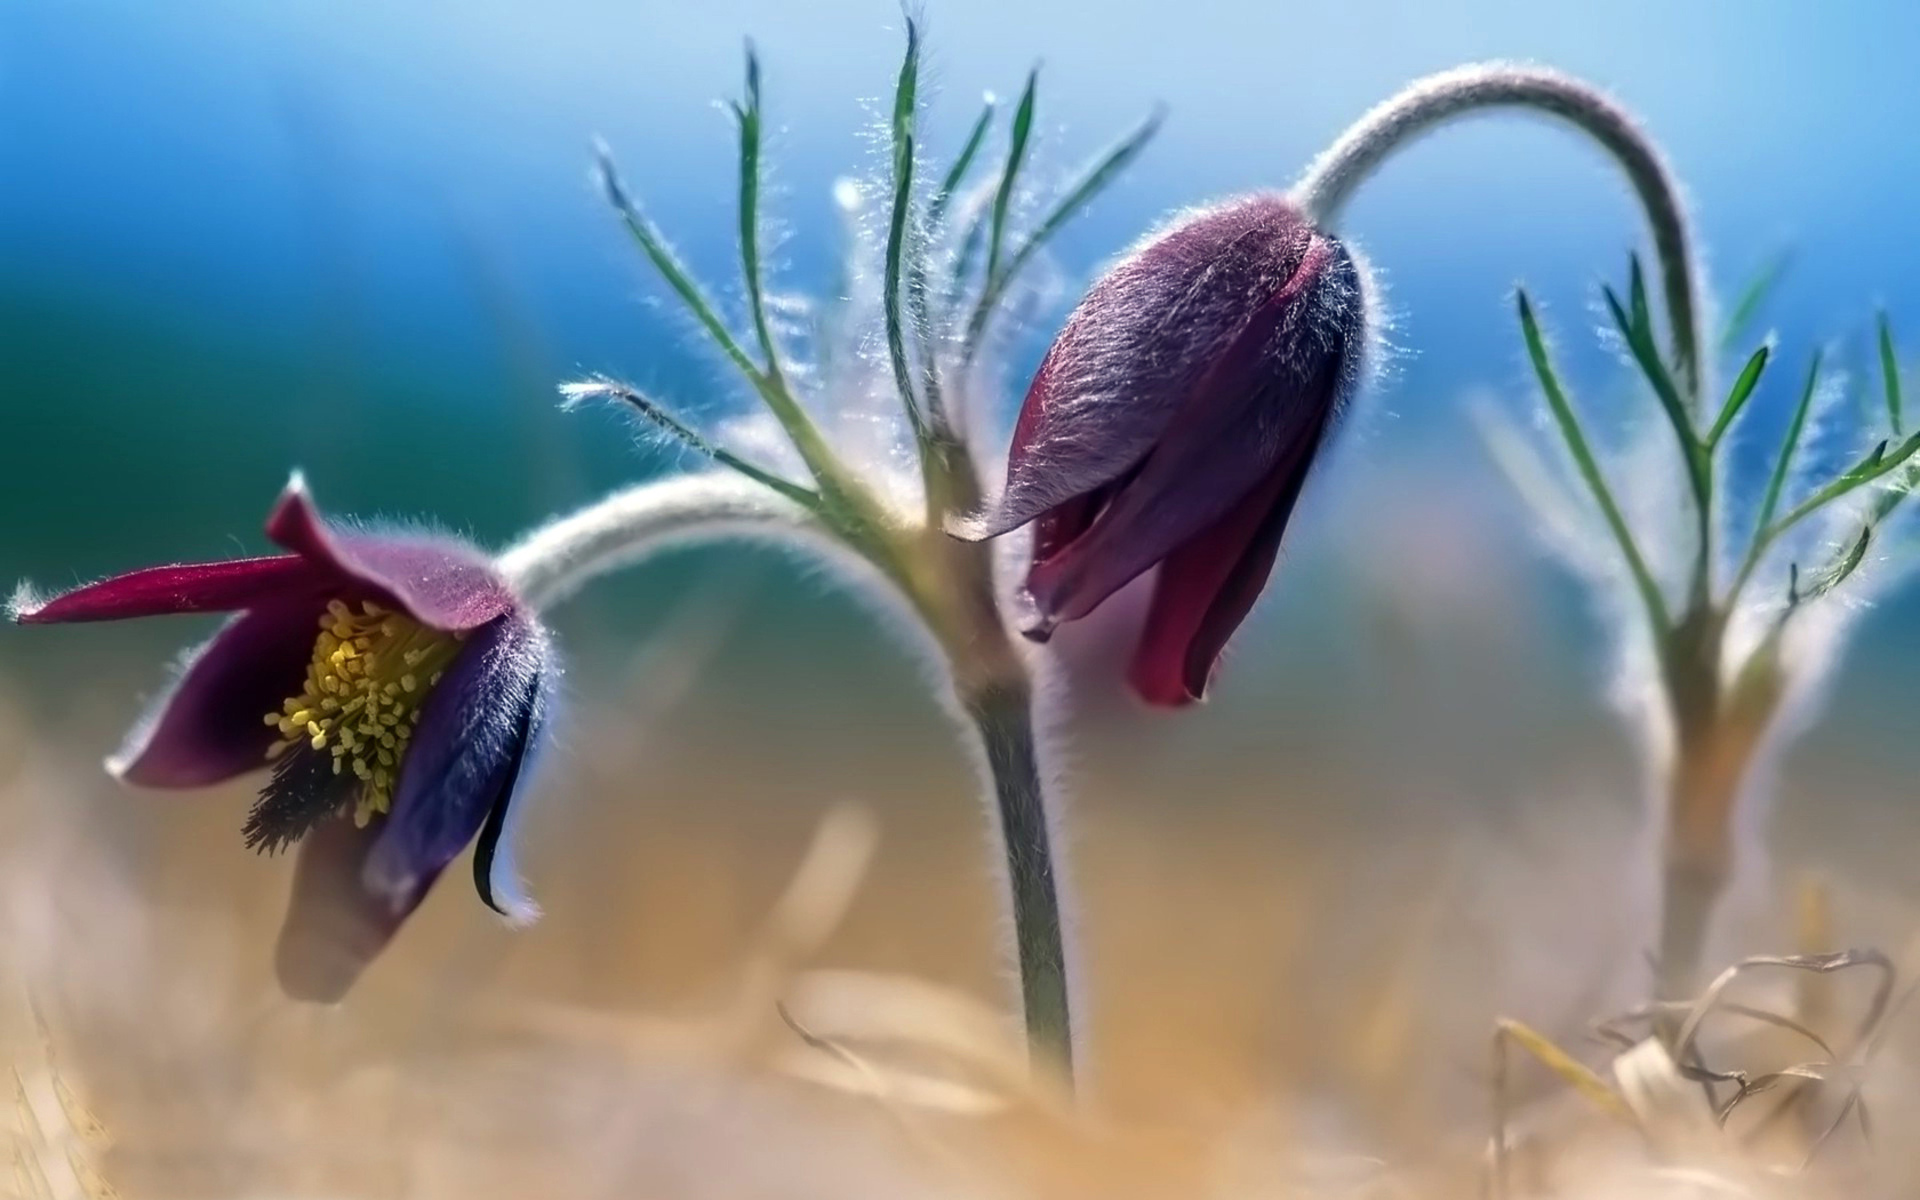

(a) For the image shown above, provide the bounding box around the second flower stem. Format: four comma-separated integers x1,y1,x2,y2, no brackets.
1291,62,1706,403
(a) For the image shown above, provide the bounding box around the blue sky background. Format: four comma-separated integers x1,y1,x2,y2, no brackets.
3,0,1918,755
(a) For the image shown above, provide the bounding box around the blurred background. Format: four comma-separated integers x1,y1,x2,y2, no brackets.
3,2,1920,1192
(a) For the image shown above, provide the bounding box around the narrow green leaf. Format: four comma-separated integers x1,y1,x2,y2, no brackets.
983,69,1038,295
1720,250,1792,354
735,42,785,389
1730,351,1826,604
929,99,996,232
1779,525,1873,631
1880,312,1903,435
1817,526,1873,598
562,379,820,508
597,144,762,384
963,106,1163,360
1628,254,1652,343
1756,352,1824,534
599,143,844,494
1770,429,1920,537
1707,344,1770,449
1518,291,1670,632
881,20,927,444
944,204,989,311
905,97,997,435
1602,284,1706,501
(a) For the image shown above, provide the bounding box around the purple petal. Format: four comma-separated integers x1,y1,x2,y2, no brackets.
109,597,331,788
266,476,517,632
1128,451,1315,706
963,194,1317,540
275,816,428,1002
14,556,323,625
1023,238,1356,626
364,614,552,927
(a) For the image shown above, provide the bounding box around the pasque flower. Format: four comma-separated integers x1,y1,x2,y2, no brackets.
959,193,1367,706
13,476,554,1001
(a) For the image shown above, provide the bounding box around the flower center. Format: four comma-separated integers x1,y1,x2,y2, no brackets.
262,599,463,829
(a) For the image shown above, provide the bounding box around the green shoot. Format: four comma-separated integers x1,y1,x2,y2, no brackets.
962,107,1163,361
905,97,996,438
930,100,997,234
564,379,820,508
1518,291,1671,632
1881,312,1903,434
734,43,786,391
1753,352,1824,538
1720,250,1791,354
597,145,764,387
1603,273,1706,506
881,20,928,445
983,69,1038,298
1706,345,1770,449
597,147,844,495
1769,429,1920,537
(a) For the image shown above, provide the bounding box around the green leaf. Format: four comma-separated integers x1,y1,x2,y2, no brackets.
561,379,820,508
1729,351,1826,604
905,97,997,436
1707,344,1770,449
597,144,762,384
945,205,989,310
1628,254,1652,344
929,99,996,233
597,143,844,494
735,42,785,388
881,20,927,444
1755,351,1823,534
1602,283,1706,503
1720,249,1792,354
1518,290,1669,632
983,69,1038,295
1812,525,1873,600
1880,312,1903,435
1770,428,1920,536
962,106,1163,359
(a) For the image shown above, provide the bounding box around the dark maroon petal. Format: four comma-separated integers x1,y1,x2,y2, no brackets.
364,614,552,927
1023,238,1355,629
1128,442,1320,707
266,476,516,633
109,597,332,788
470,647,555,923
275,816,428,1003
14,556,323,625
961,195,1317,540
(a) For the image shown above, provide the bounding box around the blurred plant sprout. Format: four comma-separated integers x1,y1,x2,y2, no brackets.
1508,277,1916,1002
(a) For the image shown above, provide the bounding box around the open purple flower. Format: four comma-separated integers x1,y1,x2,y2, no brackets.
13,475,555,1001
958,193,1366,706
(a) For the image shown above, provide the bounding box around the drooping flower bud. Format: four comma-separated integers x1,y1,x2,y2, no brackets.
958,193,1367,706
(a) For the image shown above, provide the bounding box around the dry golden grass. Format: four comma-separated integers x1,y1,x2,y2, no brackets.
4,662,1920,1200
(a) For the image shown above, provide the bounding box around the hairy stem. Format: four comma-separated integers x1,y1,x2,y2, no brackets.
963,679,1074,1077
1292,63,1706,402
496,474,831,611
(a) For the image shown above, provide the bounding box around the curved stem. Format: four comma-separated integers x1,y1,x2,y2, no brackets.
497,474,831,611
1292,63,1706,403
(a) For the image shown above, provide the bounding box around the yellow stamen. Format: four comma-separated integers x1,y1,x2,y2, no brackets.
263,599,464,825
